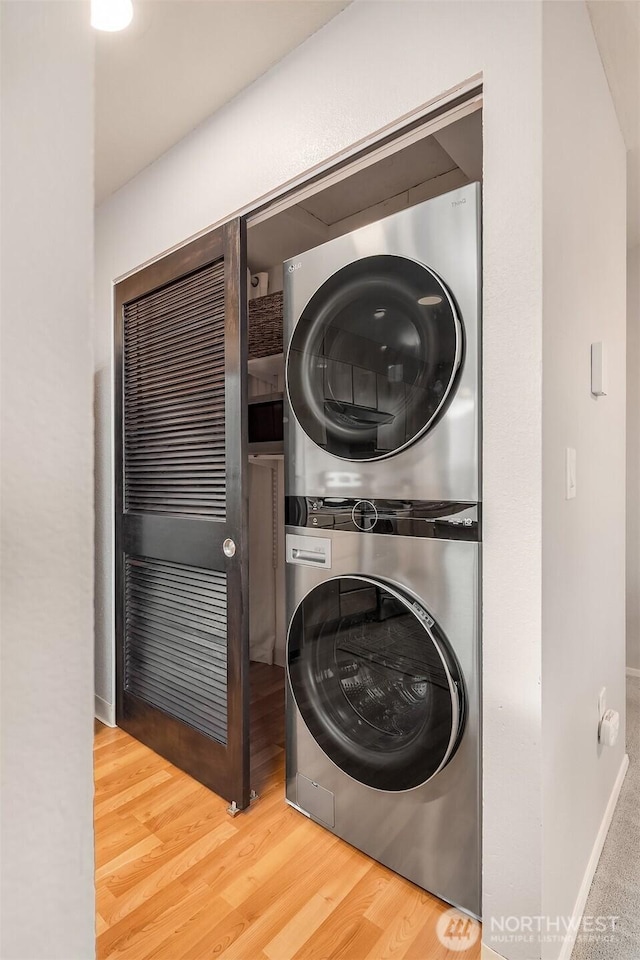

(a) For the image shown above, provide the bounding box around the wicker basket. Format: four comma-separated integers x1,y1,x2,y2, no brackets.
248,292,283,360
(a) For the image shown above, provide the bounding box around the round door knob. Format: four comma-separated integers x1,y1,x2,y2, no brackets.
223,538,236,558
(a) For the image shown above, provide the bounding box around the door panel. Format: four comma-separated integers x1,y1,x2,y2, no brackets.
115,219,250,809
123,260,227,518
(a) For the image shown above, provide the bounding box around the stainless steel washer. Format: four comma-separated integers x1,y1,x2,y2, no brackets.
284,501,481,919
284,183,481,503
283,184,482,918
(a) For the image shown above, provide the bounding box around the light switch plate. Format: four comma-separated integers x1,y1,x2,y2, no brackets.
566,447,576,500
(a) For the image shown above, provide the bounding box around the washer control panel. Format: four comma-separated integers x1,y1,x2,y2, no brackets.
285,497,481,542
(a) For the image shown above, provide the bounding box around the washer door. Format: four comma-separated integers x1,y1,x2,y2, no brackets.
287,576,464,791
286,255,462,461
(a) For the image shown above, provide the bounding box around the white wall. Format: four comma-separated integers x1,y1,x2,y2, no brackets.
628,244,640,672
541,6,627,957
0,2,95,958
99,3,640,957
97,3,544,952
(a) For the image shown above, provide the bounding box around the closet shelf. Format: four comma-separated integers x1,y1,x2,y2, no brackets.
249,391,284,405
248,441,284,458
248,352,284,386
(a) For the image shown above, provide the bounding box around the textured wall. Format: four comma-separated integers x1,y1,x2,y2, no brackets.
95,3,545,955
541,5,627,957
0,2,95,957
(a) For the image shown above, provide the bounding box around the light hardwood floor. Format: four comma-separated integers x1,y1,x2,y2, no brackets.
95,663,480,960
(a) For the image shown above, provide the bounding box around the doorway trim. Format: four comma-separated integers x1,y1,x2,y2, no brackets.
105,73,484,725
246,80,482,228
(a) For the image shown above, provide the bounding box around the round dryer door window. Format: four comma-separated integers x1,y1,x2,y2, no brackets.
287,576,465,791
286,255,462,461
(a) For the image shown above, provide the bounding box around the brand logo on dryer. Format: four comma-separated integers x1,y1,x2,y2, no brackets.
412,603,434,629
288,262,302,273
451,198,467,207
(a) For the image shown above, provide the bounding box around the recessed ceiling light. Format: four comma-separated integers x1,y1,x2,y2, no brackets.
91,0,133,32
418,296,443,306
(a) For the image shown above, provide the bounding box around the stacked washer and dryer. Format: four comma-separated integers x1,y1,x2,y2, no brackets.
282,183,481,919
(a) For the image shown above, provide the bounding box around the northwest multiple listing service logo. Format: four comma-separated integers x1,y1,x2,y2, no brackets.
436,908,480,952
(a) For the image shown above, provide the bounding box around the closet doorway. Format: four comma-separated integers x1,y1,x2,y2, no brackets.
113,85,482,811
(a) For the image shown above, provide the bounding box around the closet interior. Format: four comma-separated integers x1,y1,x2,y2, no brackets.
244,103,483,796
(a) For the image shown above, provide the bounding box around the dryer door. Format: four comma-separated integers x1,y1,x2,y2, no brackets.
287,576,465,791
286,255,462,461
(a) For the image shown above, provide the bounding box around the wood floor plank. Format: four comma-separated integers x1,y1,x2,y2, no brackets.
176,793,300,896
179,904,251,960
181,859,350,960
250,762,285,799
262,848,372,960
290,867,392,960
105,810,235,899
140,787,227,841
94,733,140,766
96,833,165,884
216,832,352,958
96,753,172,803
95,662,480,960
94,770,174,820
220,820,317,909
364,871,434,928
114,773,200,826
363,883,442,960
329,917,384,959
101,820,237,930
95,814,156,871
94,723,127,748
141,895,237,960
95,740,152,779
100,879,216,960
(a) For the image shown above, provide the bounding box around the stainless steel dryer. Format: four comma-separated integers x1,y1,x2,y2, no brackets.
284,498,481,919
284,183,481,504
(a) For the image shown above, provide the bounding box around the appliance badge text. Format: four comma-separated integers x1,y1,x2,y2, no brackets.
288,262,302,273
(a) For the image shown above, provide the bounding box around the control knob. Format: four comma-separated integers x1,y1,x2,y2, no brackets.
351,500,378,532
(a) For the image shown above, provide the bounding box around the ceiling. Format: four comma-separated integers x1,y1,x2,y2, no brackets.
95,0,350,204
587,1,640,247
96,0,639,247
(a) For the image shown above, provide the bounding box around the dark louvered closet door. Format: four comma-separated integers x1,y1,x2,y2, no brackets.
115,220,250,810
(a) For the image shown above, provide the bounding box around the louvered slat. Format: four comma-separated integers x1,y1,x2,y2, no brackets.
124,556,228,744
123,262,226,519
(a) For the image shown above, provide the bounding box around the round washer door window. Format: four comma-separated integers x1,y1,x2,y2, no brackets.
286,255,462,461
287,576,465,791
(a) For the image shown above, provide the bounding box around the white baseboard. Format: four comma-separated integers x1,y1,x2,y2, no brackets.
626,666,640,679
557,752,629,960
481,944,507,960
95,694,116,727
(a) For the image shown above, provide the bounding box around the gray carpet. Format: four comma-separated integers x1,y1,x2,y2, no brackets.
571,677,640,960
